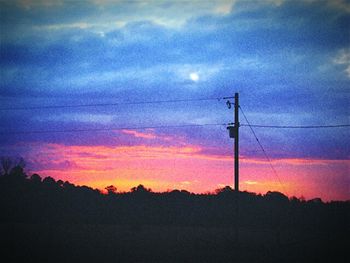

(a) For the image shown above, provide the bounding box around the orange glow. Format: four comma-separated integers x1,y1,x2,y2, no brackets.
25,143,350,201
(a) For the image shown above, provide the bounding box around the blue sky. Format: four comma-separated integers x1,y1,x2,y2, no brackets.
0,0,349,199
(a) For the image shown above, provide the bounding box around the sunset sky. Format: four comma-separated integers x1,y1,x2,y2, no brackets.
1,0,349,201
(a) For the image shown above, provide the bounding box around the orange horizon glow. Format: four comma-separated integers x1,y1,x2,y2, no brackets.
20,141,350,202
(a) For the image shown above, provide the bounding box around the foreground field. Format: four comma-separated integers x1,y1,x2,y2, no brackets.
0,173,348,262
1,222,347,262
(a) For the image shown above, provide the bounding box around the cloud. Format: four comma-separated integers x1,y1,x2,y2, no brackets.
121,129,157,139
244,180,258,185
3,0,237,36
326,0,350,13
34,113,115,125
29,159,79,171
17,0,64,9
333,48,350,78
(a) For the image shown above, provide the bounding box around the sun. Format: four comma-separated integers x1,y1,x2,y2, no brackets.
189,72,199,82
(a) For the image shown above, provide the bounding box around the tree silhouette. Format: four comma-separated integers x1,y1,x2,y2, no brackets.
131,184,151,193
30,173,42,183
0,156,26,176
215,185,233,194
105,185,117,194
42,176,56,189
0,156,13,175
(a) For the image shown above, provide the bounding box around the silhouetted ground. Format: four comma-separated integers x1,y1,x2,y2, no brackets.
0,168,349,262
1,222,347,262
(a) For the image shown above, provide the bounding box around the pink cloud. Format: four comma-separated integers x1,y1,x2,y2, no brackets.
121,129,157,139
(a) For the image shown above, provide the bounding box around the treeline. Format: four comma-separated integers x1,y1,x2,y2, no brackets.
0,164,348,230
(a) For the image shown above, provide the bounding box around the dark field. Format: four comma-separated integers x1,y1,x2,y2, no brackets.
2,222,347,262
1,171,349,262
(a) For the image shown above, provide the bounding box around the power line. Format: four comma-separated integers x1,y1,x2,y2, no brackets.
0,97,232,111
0,123,226,135
1,122,349,135
239,106,286,193
240,124,350,129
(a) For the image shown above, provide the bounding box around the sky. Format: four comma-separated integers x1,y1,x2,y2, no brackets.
0,0,349,201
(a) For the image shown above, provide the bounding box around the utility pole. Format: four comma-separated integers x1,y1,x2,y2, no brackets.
234,93,239,192
226,93,239,192
226,93,240,243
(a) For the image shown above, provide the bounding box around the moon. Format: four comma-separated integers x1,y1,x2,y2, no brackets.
189,72,199,82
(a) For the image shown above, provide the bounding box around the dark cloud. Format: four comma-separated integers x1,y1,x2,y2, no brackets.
0,0,349,161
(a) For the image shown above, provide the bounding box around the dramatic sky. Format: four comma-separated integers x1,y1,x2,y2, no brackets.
1,0,349,201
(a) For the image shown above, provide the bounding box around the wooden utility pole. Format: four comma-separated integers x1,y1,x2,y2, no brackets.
226,93,240,242
226,93,239,192
234,92,239,192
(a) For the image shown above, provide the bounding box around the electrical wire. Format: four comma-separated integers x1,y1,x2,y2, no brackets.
239,106,287,193
0,123,227,135
240,124,350,129
0,97,232,111
2,122,349,135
